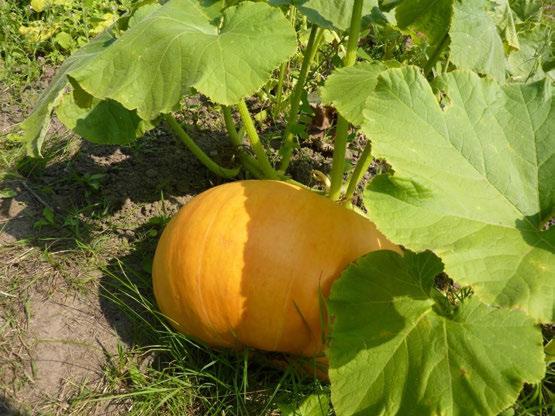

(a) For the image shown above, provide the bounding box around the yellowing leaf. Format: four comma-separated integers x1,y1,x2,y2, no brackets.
90,13,117,36
19,22,57,43
30,0,47,12
31,0,73,12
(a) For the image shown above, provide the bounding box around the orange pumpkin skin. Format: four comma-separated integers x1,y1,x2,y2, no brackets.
152,180,400,357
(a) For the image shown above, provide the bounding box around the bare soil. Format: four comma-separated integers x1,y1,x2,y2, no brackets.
0,77,372,414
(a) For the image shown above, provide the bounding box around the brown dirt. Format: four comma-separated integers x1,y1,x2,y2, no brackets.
0,80,372,414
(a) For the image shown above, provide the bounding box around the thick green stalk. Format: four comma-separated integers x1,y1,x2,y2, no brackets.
236,100,278,179
424,33,449,76
278,25,320,173
274,6,297,111
343,141,372,204
328,0,364,201
221,106,264,178
164,114,240,178
275,61,288,111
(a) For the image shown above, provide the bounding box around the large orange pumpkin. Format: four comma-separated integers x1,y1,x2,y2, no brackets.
152,180,400,357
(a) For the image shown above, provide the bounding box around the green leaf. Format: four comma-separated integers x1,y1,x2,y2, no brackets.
329,250,546,416
546,339,555,364
55,84,154,145
320,61,386,126
490,0,520,50
279,394,330,416
0,188,17,198
395,0,452,49
450,0,506,82
20,31,116,157
53,31,75,50
127,2,162,28
360,67,554,321
509,0,542,21
269,0,378,31
69,0,297,120
396,0,509,81
507,25,551,83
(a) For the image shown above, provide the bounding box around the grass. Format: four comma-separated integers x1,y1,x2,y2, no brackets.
63,262,330,415
0,0,142,89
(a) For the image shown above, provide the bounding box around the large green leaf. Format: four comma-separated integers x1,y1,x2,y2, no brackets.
396,0,508,81
329,250,545,416
490,0,520,50
69,0,297,120
20,31,115,157
507,25,552,83
395,0,452,49
509,0,542,21
360,67,554,321
450,0,505,82
269,0,378,31
279,394,330,416
55,85,154,145
320,61,387,126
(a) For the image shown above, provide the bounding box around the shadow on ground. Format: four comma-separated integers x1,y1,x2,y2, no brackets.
0,393,25,416
0,106,335,411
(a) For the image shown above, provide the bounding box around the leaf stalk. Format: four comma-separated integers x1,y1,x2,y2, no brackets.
164,114,240,179
343,141,373,204
236,99,279,179
328,0,364,201
222,106,265,178
279,24,321,173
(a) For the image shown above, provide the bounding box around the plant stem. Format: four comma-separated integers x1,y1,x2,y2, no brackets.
328,0,364,201
274,6,297,112
279,25,321,173
423,33,449,76
236,99,278,179
343,141,372,204
275,62,288,111
164,114,240,179
221,106,264,178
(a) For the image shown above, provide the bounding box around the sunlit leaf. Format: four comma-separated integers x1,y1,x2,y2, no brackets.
269,0,378,31
320,61,386,126
361,67,554,321
68,0,297,119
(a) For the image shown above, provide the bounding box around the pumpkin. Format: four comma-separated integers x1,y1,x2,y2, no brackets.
152,180,400,357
